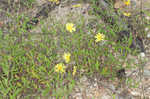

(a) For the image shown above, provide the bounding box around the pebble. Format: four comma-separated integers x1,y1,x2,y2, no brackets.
143,69,150,77
80,76,88,83
36,0,47,6
139,52,145,58
130,91,141,96
147,33,150,38
73,93,82,99
93,83,98,87
145,16,150,20
101,93,112,99
145,27,149,32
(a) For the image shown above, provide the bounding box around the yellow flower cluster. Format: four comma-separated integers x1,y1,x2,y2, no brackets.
124,0,130,6
55,52,71,74
48,0,59,4
63,52,71,63
72,66,77,76
54,22,106,75
66,23,76,33
123,0,131,17
95,33,105,42
55,63,66,73
72,4,81,8
55,52,77,76
123,12,131,17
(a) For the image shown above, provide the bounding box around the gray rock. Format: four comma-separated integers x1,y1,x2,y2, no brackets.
143,70,150,77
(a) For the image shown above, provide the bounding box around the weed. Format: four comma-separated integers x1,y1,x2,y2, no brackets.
0,0,146,98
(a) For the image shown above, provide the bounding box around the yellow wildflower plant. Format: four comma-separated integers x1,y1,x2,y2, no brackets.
95,33,105,42
55,63,66,73
123,12,131,17
48,0,59,4
63,52,71,63
72,66,77,76
72,4,81,8
66,23,76,33
124,0,130,6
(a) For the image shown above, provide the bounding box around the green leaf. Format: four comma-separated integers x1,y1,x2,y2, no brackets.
95,61,99,70
42,87,51,96
0,29,2,38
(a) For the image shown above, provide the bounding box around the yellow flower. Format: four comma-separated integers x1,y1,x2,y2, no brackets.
72,4,81,8
55,63,66,73
48,0,59,4
95,33,105,42
63,52,71,63
124,0,130,6
66,23,76,33
72,66,77,76
123,12,131,17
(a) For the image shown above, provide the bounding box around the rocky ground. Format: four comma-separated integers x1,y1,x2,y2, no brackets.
0,0,150,99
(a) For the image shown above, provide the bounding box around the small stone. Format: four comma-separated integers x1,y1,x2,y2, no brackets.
145,27,149,32
80,76,88,83
94,78,97,81
140,52,145,58
101,93,112,99
36,0,47,6
130,91,140,96
109,84,116,91
143,70,150,77
93,83,98,87
147,33,150,38
73,93,82,99
146,16,150,20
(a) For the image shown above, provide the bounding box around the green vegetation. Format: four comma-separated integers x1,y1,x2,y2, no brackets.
0,0,146,98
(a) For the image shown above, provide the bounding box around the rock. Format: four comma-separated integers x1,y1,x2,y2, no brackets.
145,27,149,32
143,70,150,77
72,93,83,99
116,90,133,99
130,91,141,97
101,94,112,99
131,0,137,7
147,32,150,38
145,16,150,20
140,52,146,58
